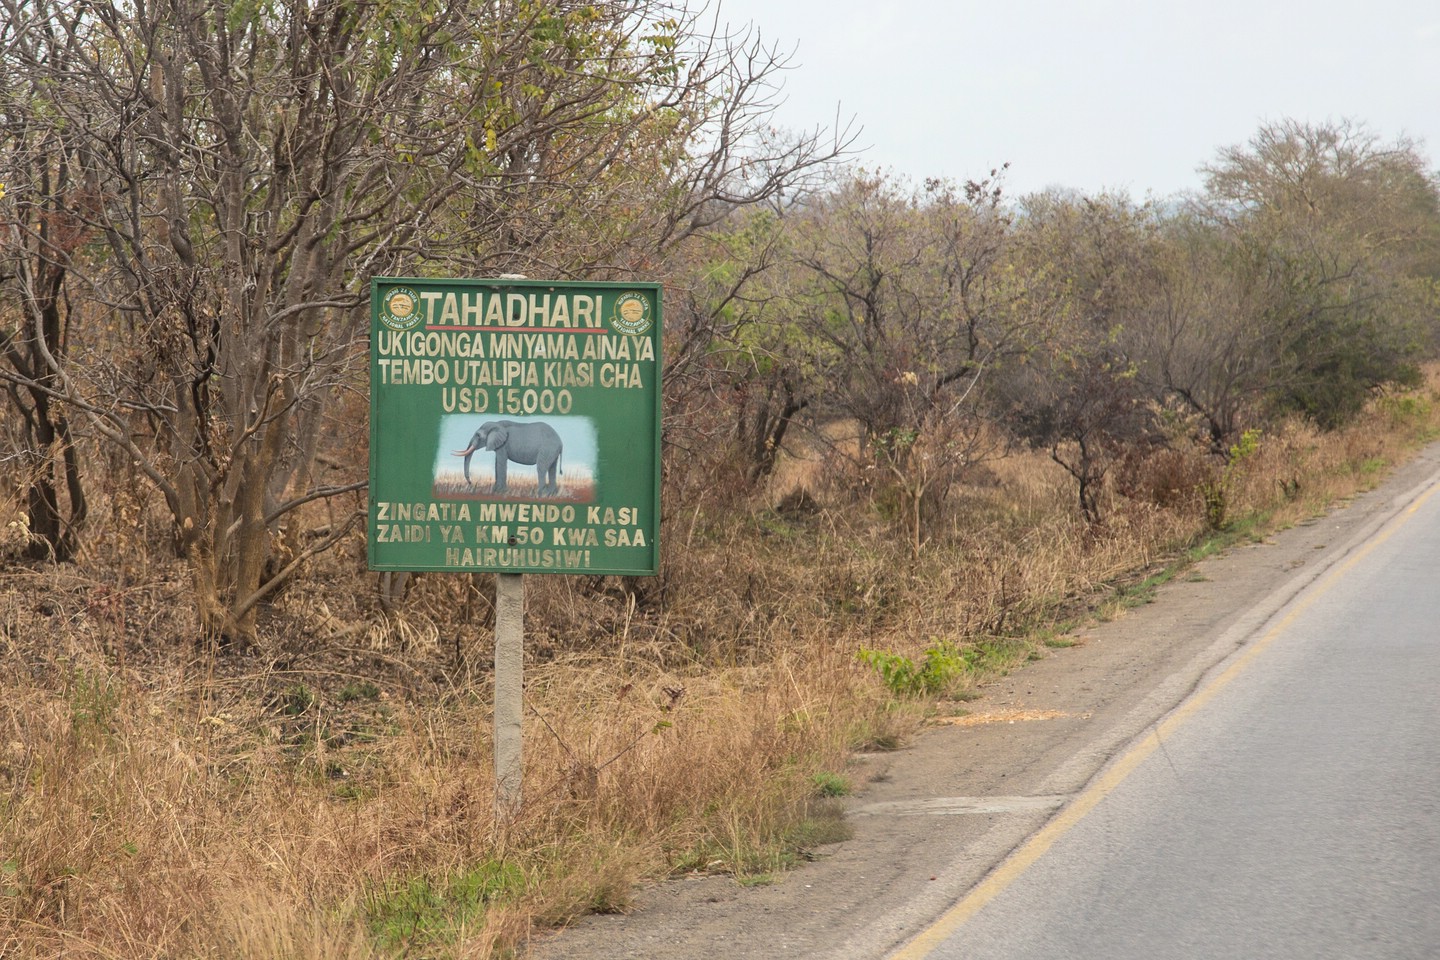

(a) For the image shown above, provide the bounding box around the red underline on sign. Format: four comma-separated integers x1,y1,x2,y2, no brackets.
425,325,609,334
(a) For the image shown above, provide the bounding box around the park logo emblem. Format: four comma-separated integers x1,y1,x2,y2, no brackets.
611,292,653,336
380,285,422,330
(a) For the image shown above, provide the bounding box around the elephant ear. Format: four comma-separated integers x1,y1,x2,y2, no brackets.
485,426,508,451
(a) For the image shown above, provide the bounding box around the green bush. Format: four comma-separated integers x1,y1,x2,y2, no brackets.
858,639,969,698
366,861,525,951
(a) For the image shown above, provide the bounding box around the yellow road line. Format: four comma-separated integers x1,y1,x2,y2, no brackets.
889,480,1439,960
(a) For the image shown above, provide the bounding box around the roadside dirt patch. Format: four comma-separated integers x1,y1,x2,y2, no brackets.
933,709,1075,726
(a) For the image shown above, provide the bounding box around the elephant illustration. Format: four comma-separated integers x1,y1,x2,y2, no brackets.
453,420,563,497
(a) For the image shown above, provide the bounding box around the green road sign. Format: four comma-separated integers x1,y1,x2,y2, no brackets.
368,277,661,575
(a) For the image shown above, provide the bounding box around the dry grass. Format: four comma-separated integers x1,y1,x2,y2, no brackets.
0,596,894,958
3,372,1439,957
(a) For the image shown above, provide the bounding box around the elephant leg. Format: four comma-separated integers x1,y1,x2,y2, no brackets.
493,453,508,495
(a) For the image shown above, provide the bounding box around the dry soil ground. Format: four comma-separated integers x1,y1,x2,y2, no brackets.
529,441,1440,960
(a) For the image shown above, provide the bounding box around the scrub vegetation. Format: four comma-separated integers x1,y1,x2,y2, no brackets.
3,1,1440,956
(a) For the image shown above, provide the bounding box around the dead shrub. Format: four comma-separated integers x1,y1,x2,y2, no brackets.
1115,442,1211,511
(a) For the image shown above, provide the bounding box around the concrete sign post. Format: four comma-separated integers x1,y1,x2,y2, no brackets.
369,277,662,811
493,572,524,810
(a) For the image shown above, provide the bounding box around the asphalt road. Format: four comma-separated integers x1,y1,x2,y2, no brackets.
533,446,1440,960
904,477,1440,958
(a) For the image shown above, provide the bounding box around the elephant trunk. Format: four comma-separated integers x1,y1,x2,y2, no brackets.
453,443,479,483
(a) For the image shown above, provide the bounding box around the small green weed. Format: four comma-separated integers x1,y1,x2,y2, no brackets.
273,684,315,717
67,669,121,742
1202,427,1262,530
785,805,853,854
754,511,800,541
2,858,20,897
366,861,525,952
338,681,381,703
810,771,851,798
736,872,778,887
858,637,1005,698
1378,393,1431,426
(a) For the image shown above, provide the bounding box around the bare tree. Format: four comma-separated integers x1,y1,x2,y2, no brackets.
0,13,95,562
0,0,850,643
1002,192,1166,522
738,169,1062,555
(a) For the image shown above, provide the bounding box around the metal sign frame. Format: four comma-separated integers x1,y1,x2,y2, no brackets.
368,276,662,576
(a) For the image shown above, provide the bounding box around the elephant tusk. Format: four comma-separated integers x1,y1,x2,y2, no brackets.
453,447,476,456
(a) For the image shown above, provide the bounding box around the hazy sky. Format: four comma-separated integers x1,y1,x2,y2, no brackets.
712,0,1440,199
